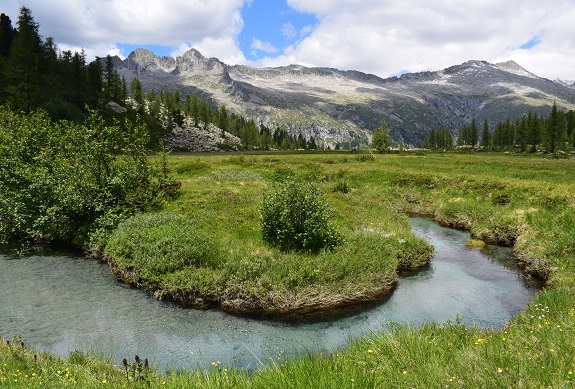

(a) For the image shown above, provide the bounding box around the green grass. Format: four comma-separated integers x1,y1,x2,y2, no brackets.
102,153,433,317
2,151,575,388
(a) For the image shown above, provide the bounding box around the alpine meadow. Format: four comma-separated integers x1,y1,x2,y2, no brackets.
1,6,575,389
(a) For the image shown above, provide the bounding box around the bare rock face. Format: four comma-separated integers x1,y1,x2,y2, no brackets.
164,119,241,152
116,49,575,147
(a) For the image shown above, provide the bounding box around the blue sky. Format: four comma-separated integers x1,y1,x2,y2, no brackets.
2,0,575,80
238,1,316,60
113,1,319,62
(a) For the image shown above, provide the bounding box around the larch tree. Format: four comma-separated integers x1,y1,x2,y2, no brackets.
372,119,391,153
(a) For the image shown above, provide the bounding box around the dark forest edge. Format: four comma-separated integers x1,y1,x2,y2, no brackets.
423,103,575,153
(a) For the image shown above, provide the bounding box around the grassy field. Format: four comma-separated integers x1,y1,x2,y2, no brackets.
103,151,433,318
2,151,575,388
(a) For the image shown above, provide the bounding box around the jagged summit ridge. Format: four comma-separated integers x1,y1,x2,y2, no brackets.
126,48,175,73
115,48,575,147
495,60,539,79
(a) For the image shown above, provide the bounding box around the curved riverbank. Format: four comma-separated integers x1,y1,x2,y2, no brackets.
103,211,433,320
0,216,538,374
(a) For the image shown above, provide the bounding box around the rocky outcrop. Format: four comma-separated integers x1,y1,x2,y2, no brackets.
164,119,241,152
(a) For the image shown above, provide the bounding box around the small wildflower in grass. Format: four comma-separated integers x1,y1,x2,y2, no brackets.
367,349,374,354
497,368,503,373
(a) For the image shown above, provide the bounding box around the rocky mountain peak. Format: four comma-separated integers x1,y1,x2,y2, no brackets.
495,60,539,79
126,48,175,73
173,48,225,75
179,48,205,62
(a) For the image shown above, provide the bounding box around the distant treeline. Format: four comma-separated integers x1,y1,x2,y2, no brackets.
0,7,322,151
423,104,575,152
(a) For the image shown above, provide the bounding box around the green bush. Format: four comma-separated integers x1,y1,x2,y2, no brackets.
260,177,342,253
491,189,511,205
0,107,174,248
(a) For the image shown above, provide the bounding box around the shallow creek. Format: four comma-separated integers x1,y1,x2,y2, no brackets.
0,217,539,370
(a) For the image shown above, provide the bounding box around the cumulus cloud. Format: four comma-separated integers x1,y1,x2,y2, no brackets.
279,0,575,80
3,0,247,61
3,0,575,80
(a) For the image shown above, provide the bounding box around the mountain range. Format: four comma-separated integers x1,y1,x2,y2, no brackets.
112,48,575,147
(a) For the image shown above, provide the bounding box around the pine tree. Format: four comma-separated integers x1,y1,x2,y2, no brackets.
470,118,479,147
86,58,103,109
70,50,87,108
6,7,45,111
566,110,575,147
103,54,115,101
545,102,566,153
517,117,528,152
481,119,491,148
429,128,437,148
0,13,15,100
0,13,15,57
218,105,229,132
527,112,542,152
130,77,144,111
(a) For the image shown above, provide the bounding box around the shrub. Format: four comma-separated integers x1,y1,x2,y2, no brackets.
260,178,342,253
332,181,350,194
491,189,511,205
0,107,174,248
174,160,210,175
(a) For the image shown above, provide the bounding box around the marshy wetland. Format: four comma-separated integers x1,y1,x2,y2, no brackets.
2,151,575,388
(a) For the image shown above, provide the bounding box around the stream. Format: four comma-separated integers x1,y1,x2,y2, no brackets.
0,217,539,370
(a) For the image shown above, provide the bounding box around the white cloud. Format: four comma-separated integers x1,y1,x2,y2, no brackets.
282,22,297,40
3,0,575,80
279,0,575,80
4,0,247,60
251,38,278,54
299,25,313,37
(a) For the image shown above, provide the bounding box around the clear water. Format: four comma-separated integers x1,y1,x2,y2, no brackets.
0,217,539,371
